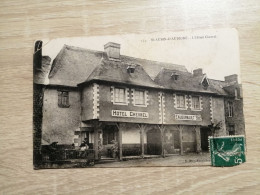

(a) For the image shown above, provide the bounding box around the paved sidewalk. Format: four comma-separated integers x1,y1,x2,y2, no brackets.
95,153,211,167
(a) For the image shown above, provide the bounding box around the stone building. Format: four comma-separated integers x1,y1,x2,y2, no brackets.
34,42,245,160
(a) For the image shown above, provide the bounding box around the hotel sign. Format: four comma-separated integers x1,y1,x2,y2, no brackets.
112,110,149,119
175,114,202,121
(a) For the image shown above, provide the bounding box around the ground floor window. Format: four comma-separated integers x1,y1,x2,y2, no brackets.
103,126,117,145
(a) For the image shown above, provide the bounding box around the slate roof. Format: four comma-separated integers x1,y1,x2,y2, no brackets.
154,68,228,95
48,45,187,87
79,59,163,89
48,44,230,96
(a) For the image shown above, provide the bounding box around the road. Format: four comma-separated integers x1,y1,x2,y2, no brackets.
95,153,211,168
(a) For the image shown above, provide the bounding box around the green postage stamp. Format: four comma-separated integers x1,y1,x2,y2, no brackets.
209,135,246,167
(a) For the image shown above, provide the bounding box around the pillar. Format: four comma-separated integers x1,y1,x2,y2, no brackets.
118,125,123,160
179,126,183,155
140,125,145,158
159,125,165,157
195,126,202,153
94,127,99,160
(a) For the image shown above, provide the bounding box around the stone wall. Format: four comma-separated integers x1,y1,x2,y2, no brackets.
42,87,81,144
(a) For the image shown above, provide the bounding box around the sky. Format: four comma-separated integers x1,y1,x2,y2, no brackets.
42,28,240,81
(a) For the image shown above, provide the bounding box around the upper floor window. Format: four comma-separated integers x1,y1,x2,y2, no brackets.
176,94,185,109
134,90,145,106
58,90,70,108
228,125,235,135
114,87,126,104
191,96,200,110
227,101,233,117
131,89,149,107
111,86,129,105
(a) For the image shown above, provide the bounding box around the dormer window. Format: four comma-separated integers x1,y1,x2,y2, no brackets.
171,72,180,80
201,76,209,89
127,64,136,73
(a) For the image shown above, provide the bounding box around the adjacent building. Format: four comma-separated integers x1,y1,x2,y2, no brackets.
34,42,245,160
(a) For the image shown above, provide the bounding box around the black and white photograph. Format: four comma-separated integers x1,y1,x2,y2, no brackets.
33,29,245,169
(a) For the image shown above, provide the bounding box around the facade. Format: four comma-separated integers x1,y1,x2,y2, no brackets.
34,42,245,161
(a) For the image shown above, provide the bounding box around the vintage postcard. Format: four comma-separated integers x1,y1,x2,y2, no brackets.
33,28,245,169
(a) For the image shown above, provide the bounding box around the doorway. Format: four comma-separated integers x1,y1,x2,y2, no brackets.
200,127,212,151
147,129,162,155
102,125,118,158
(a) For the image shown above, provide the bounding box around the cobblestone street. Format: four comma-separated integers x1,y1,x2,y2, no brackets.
95,153,211,167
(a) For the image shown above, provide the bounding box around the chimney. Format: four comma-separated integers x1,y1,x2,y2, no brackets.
34,56,51,84
193,68,203,77
104,42,120,60
224,74,238,83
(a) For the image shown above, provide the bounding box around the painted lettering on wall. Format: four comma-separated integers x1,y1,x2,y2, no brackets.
112,110,149,118
175,114,202,121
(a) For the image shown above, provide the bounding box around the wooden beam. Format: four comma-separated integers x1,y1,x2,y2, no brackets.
179,125,183,155
158,125,165,157
139,124,146,158
118,123,123,160
94,127,99,160
195,126,202,153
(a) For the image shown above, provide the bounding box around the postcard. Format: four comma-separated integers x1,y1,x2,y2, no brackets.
33,28,245,169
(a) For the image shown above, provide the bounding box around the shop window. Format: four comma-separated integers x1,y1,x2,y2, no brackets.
228,125,235,135
176,94,185,109
114,87,127,104
227,101,234,117
191,96,200,110
58,91,70,108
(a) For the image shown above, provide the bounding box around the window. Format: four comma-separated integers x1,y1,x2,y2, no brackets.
103,126,117,145
235,88,239,99
171,72,179,80
202,77,209,89
228,125,235,135
176,94,185,109
114,87,126,104
192,96,200,110
58,91,69,108
227,101,234,117
134,90,145,105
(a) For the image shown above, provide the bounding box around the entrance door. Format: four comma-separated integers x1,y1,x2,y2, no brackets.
102,125,118,158
200,127,212,151
147,129,162,155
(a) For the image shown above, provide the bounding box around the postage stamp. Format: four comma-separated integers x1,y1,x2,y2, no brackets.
33,28,246,168
209,135,246,167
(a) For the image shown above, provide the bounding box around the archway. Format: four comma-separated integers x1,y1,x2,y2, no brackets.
147,128,162,155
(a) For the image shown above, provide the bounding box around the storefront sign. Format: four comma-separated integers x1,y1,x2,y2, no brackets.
112,110,149,118
175,114,202,121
